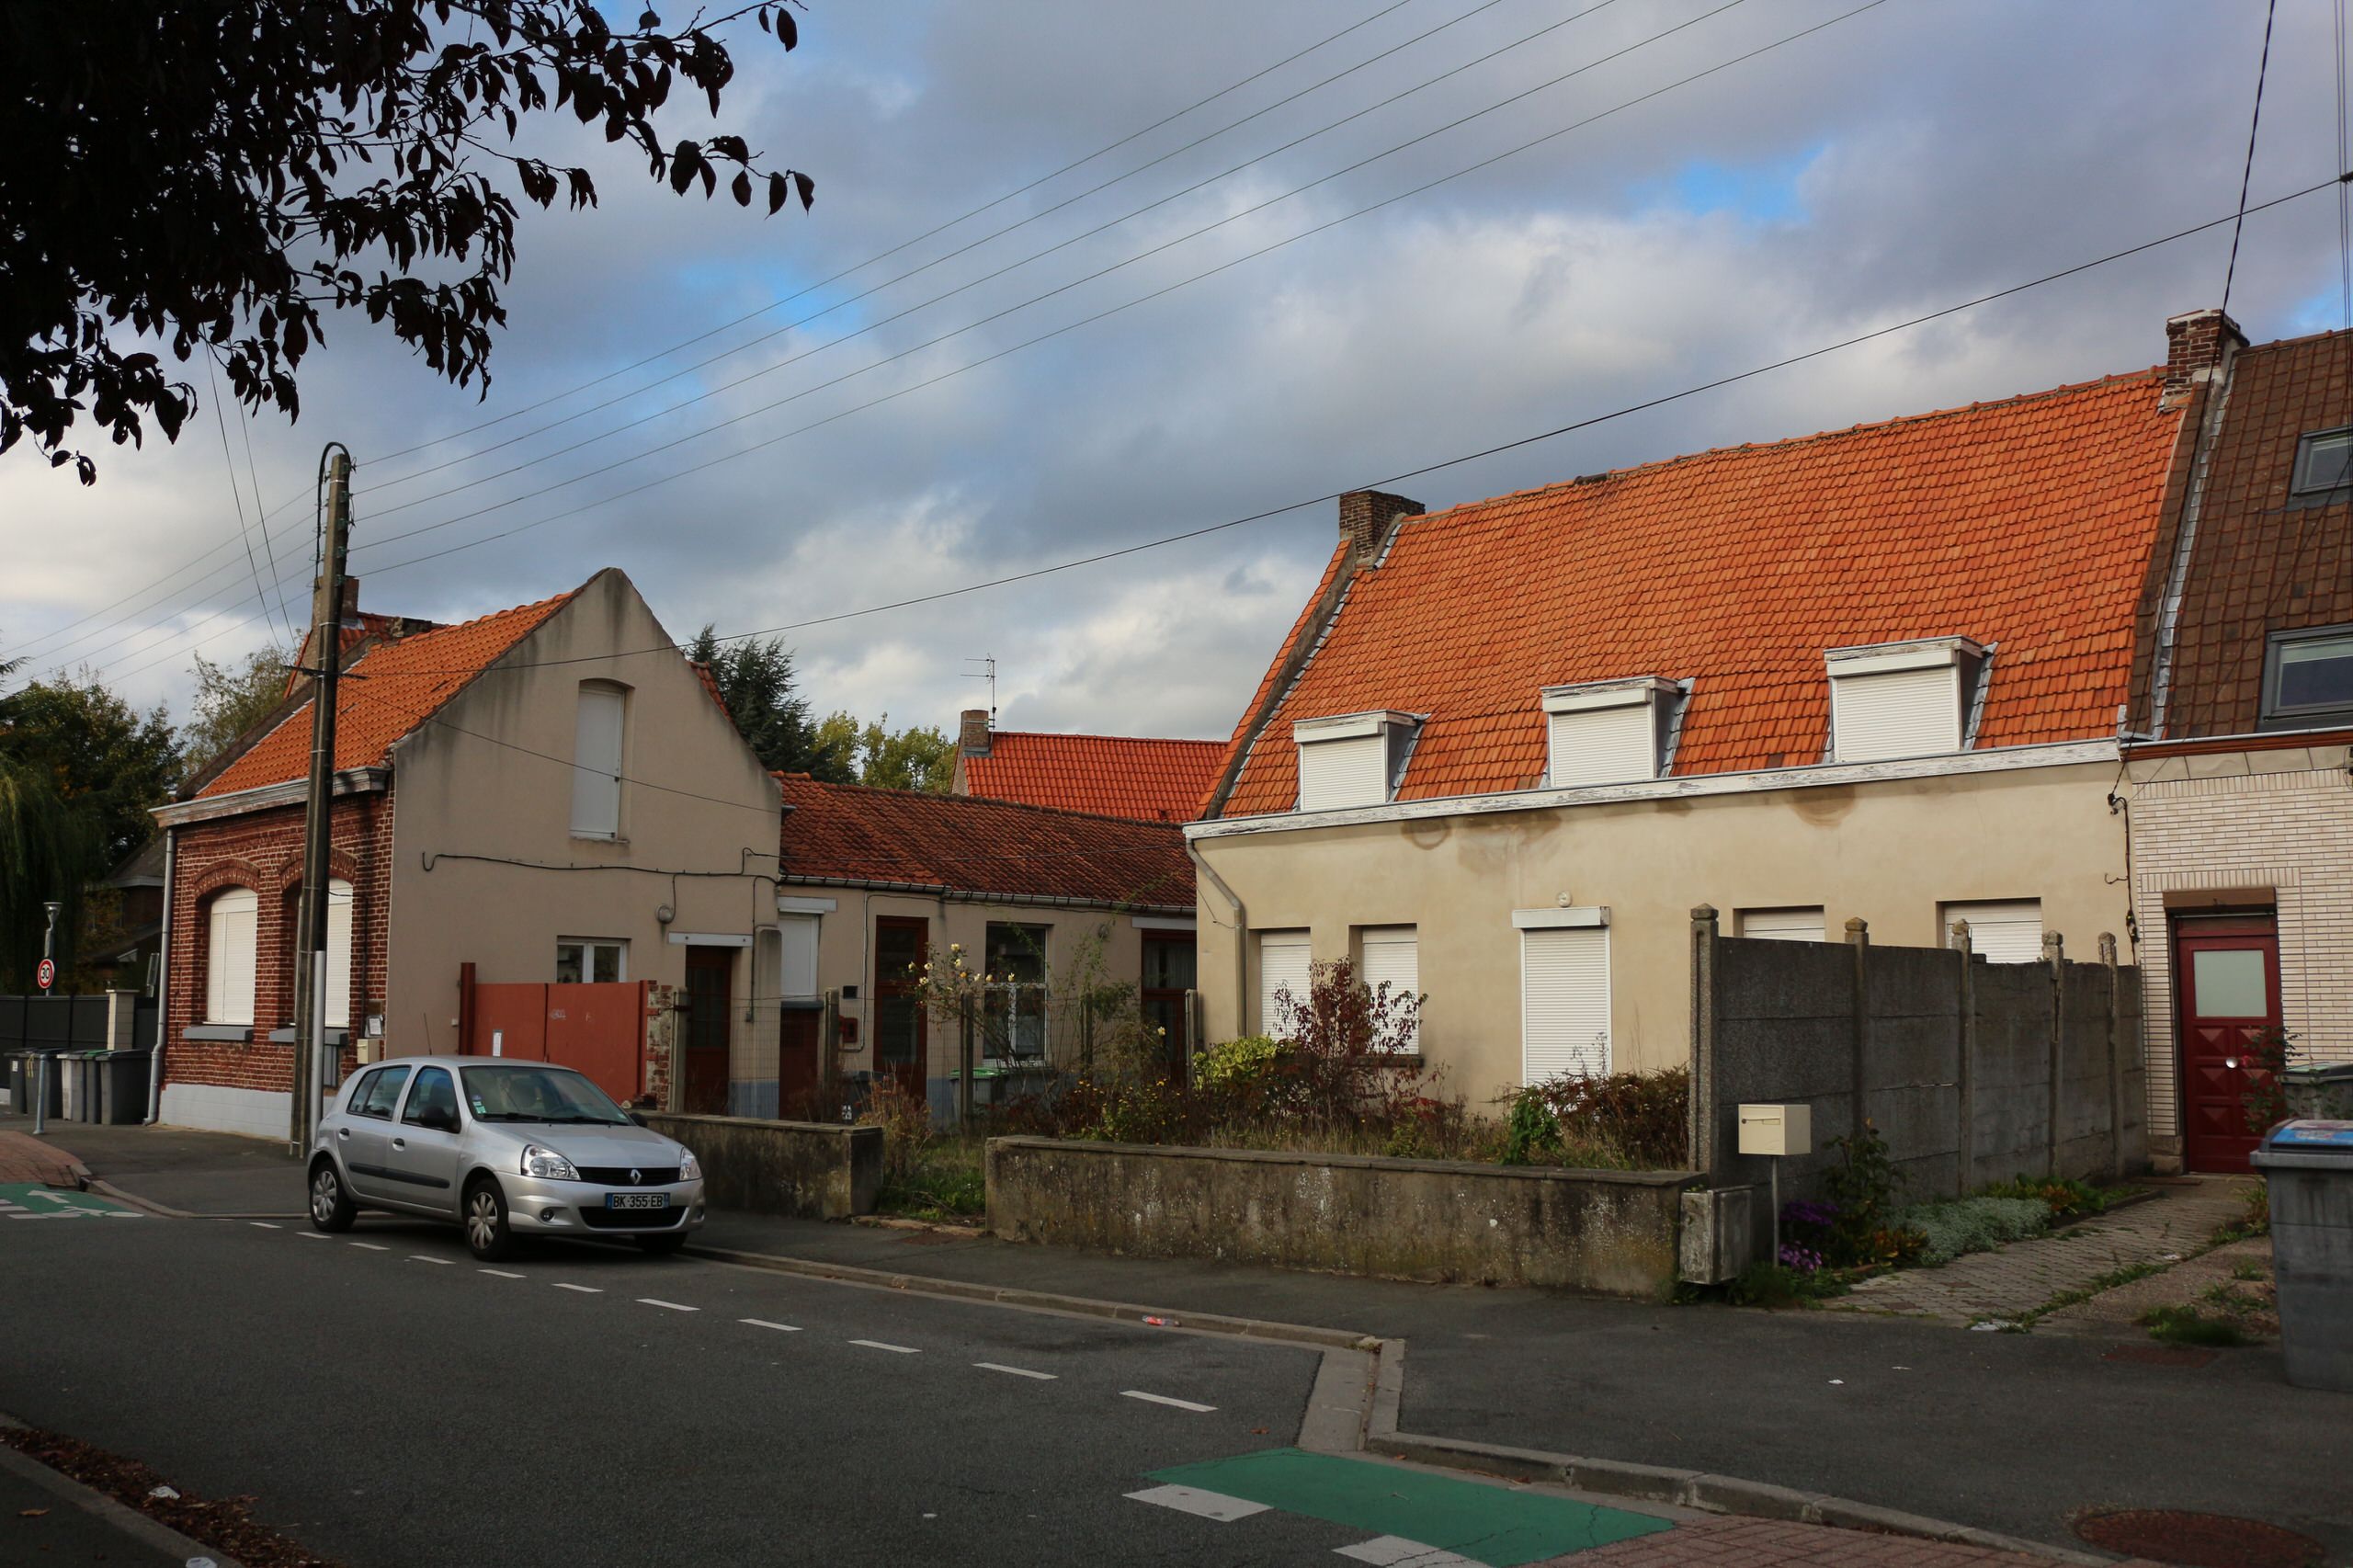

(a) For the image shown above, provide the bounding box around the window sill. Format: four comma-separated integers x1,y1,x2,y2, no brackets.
184,1025,254,1043
265,1028,352,1046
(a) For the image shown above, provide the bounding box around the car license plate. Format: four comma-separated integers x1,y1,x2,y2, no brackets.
607,1193,669,1211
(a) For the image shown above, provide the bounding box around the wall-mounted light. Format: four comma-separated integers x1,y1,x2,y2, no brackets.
655,903,675,926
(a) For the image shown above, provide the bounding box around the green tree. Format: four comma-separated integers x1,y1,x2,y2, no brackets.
813,710,955,793
0,671,180,866
0,655,105,986
686,626,852,780
182,643,295,773
4,3,815,483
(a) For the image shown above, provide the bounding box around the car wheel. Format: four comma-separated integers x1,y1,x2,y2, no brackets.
636,1232,688,1256
308,1159,356,1233
463,1176,517,1262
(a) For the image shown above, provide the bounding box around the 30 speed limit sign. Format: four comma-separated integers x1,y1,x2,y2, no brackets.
34,958,55,992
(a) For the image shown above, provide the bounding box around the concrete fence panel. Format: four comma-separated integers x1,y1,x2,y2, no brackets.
639,1112,881,1220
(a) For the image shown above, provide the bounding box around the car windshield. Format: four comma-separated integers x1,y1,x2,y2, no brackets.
459,1065,631,1126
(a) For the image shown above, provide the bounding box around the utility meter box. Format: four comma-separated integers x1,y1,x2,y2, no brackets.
1738,1102,1813,1158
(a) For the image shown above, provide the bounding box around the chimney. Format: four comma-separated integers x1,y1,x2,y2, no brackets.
2161,308,2245,409
958,708,992,757
1338,489,1423,563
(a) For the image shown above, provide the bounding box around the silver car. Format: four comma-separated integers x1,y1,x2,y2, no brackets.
307,1054,705,1260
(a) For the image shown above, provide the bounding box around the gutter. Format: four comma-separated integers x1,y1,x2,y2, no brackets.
2123,725,2353,760
152,767,389,827
142,827,173,1125
1186,841,1248,1040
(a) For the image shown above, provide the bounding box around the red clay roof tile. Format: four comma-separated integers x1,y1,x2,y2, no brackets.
961,732,1225,822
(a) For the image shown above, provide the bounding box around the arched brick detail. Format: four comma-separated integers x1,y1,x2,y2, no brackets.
272,849,361,892
188,858,265,900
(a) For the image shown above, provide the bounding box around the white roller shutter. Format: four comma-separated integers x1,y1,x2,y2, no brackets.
325,880,354,1028
777,915,821,999
1257,930,1312,1036
1548,701,1656,787
1297,734,1389,811
1944,900,2043,963
571,683,626,837
1739,906,1825,942
206,888,257,1027
1358,926,1418,1050
1830,664,1961,763
1521,925,1609,1083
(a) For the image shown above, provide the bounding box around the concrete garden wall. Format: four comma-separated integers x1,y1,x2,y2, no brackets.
985,1136,1699,1298
641,1113,881,1220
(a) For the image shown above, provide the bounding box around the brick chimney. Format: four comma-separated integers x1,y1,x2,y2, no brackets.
336,575,361,626
1339,489,1423,563
958,708,993,757
2161,308,2245,410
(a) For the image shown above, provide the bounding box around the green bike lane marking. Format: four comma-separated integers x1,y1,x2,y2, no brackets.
0,1183,142,1218
1144,1449,1673,1565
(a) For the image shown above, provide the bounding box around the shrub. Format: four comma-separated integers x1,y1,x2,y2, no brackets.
1898,1196,2051,1264
1506,1066,1688,1169
1977,1176,2113,1220
856,1074,936,1179
1725,1261,1848,1307
1194,1035,1284,1094
1820,1123,1906,1261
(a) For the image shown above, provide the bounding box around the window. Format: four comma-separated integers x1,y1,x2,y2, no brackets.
1825,638,1984,764
1256,929,1312,1036
2291,428,2353,495
1357,926,1419,1051
983,922,1049,1061
400,1066,460,1131
2260,626,2353,729
1516,908,1609,1083
773,915,820,1000
349,1065,411,1120
1738,906,1826,942
1293,711,1418,811
556,938,627,984
204,887,258,1026
1942,899,2043,964
1542,679,1680,787
570,681,627,838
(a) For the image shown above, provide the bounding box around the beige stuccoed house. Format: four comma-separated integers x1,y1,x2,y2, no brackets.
1186,318,2234,1103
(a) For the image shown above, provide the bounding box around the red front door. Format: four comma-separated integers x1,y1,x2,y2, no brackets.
682,946,733,1115
2175,916,2281,1175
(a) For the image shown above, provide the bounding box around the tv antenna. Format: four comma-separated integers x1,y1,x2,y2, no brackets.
962,654,996,720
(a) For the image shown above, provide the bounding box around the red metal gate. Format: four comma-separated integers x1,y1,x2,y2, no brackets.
460,969,649,1107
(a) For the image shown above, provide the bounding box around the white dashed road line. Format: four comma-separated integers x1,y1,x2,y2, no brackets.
740,1318,801,1333
848,1339,920,1354
249,1221,280,1230
1124,1484,1267,1521
1336,1538,1483,1567
1120,1391,1216,1413
348,1242,389,1252
407,1255,455,1266
479,1269,525,1279
637,1298,697,1312
295,1231,330,1240
551,1283,601,1293
974,1362,1057,1381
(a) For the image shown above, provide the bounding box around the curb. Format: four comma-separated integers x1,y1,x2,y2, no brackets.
0,1414,253,1568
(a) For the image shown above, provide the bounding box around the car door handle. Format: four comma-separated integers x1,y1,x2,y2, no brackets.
337,1127,351,1139
392,1138,405,1150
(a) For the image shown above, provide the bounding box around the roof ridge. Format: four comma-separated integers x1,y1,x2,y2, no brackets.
986,729,1225,747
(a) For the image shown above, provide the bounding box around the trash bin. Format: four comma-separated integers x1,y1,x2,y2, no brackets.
2285,1062,2353,1120
98,1051,152,1125
3,1051,19,1112
54,1051,83,1121
70,1051,105,1122
2253,1119,2353,1392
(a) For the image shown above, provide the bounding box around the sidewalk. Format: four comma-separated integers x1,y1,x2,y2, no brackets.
0,1111,301,1215
1840,1178,2254,1324
0,1129,85,1187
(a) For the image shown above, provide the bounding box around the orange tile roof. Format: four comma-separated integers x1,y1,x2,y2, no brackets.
777,774,1194,909
1213,371,2187,817
201,592,574,797
960,732,1226,822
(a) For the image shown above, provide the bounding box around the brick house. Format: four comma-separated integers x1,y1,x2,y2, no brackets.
2118,312,2353,1172
151,568,779,1138
765,774,1196,1119
1185,323,2219,1103
950,709,1223,823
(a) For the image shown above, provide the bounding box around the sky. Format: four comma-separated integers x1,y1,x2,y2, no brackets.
5,0,2350,749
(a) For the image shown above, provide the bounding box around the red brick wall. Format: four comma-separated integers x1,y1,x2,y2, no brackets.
164,787,393,1096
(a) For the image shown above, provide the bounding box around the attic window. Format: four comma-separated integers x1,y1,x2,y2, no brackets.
1540,678,1683,787
1825,638,1985,764
1293,710,1419,811
2291,428,2353,495
2260,625,2353,730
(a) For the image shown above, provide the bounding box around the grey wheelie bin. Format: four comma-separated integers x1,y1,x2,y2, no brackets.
2254,1119,2353,1392
98,1051,152,1124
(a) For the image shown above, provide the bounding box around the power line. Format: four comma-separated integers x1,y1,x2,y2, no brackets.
337,0,1793,569
205,354,289,651
325,175,2348,681
2222,0,2278,316
231,381,297,649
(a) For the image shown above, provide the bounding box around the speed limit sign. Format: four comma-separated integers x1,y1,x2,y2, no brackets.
34,958,55,992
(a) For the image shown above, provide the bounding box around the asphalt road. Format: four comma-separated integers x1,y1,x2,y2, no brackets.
0,1211,1480,1568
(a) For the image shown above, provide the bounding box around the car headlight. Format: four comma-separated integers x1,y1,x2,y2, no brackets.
676,1150,701,1183
519,1144,579,1181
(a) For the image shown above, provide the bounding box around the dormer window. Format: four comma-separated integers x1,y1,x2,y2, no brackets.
1824,637,1985,764
1294,710,1419,811
2292,428,2353,496
2260,625,2353,730
1540,677,1683,787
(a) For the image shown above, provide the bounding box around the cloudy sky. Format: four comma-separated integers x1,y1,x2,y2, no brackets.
5,0,2347,747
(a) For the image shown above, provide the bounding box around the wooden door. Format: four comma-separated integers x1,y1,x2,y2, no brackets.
2176,916,2281,1174
682,946,733,1115
1141,930,1197,1080
873,917,927,1098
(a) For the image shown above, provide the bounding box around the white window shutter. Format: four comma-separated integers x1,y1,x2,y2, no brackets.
207,888,257,1026
1298,733,1389,810
1548,701,1656,787
571,684,626,836
325,880,354,1027
1358,926,1418,1049
1257,931,1312,1036
1520,925,1609,1083
1945,900,2043,963
1739,907,1826,942
1830,664,1961,763
778,915,821,998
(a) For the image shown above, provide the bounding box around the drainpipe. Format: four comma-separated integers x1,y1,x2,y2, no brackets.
1186,841,1247,1040
142,827,174,1124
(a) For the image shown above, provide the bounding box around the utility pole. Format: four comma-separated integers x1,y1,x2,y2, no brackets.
290,447,353,1156
32,900,60,1136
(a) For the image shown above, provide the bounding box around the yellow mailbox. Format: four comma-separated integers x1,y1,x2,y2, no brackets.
1738,1102,1813,1158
